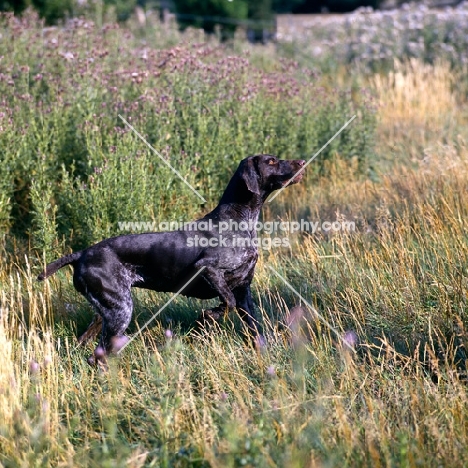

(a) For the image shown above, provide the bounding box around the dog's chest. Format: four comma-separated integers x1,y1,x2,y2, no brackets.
223,246,258,285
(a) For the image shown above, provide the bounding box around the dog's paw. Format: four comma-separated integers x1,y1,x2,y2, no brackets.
196,305,228,331
201,309,224,322
87,346,109,371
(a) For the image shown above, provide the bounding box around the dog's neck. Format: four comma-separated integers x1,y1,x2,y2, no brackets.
209,178,267,225
210,197,263,224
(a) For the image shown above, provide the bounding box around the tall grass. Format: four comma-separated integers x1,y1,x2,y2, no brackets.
370,59,463,166
1,10,468,468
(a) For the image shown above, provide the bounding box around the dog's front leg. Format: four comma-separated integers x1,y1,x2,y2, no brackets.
233,284,265,347
194,261,236,309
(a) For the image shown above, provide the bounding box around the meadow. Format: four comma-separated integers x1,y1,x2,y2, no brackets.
1,6,468,467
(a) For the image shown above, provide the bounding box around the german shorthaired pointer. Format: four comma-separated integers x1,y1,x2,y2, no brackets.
38,154,305,365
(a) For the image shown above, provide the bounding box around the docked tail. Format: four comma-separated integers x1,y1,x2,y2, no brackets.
37,251,82,281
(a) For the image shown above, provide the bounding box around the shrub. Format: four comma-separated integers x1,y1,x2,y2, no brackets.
278,3,468,72
172,0,249,40
0,13,376,255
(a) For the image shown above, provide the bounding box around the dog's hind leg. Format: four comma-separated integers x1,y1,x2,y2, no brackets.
77,313,103,346
85,291,133,366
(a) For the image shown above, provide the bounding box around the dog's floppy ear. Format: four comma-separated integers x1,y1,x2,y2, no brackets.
240,157,260,195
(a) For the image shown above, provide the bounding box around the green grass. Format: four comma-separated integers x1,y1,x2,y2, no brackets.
1,9,468,468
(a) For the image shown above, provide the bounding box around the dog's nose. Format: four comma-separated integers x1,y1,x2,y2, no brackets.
296,160,306,167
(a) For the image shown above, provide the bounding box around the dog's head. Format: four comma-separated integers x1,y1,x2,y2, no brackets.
240,154,306,196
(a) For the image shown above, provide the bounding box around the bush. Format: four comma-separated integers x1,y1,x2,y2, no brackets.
0,0,138,25
30,0,74,24
0,13,376,255
172,0,249,40
278,3,468,73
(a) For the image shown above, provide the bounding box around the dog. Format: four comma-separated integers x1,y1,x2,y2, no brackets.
38,154,305,365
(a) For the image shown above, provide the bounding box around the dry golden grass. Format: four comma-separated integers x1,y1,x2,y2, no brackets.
373,60,456,126
371,60,465,163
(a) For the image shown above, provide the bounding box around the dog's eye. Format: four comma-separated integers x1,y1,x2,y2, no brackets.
268,159,277,165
